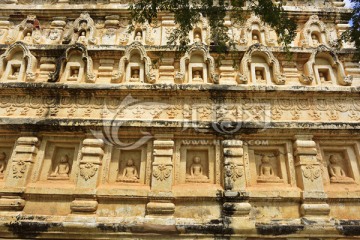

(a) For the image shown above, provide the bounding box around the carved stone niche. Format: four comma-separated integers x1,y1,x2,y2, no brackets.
129,23,154,45
240,15,276,46
0,42,37,82
107,141,151,185
301,15,332,48
57,45,96,83
300,46,352,86
175,44,218,84
112,42,155,84
319,143,360,185
0,144,14,180
247,143,294,186
112,150,144,183
192,27,203,44
176,142,220,185
71,13,96,45
239,45,285,85
36,143,78,182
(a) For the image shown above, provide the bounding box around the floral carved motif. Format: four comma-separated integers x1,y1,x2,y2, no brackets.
226,164,243,181
303,165,321,182
12,161,26,179
153,164,171,181
79,163,98,181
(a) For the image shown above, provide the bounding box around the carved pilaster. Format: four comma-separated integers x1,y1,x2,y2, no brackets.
70,138,104,214
146,134,175,216
0,137,38,211
222,140,254,233
293,135,330,222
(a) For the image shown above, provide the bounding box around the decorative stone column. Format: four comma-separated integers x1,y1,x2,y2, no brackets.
222,140,253,233
293,135,330,223
70,139,104,214
0,137,39,211
146,134,175,217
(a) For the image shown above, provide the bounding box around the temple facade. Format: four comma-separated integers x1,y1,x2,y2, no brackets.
0,0,359,239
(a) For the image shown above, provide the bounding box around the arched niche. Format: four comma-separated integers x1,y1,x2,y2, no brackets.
71,12,97,45
301,15,332,48
300,45,352,86
240,15,276,46
190,16,209,45
49,44,96,83
112,42,155,84
175,44,218,84
129,23,154,45
238,44,285,85
0,42,37,82
5,15,41,45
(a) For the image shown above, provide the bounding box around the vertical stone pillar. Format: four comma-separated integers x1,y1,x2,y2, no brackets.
70,139,104,214
0,137,38,211
293,135,330,222
222,140,253,233
146,134,175,217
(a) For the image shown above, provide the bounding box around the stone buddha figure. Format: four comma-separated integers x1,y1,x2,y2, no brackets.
50,154,71,179
130,69,140,82
255,70,264,81
68,69,79,81
186,156,209,182
192,70,203,82
77,31,87,44
118,158,139,182
319,72,327,82
23,32,33,44
311,34,320,46
252,34,259,44
194,33,202,43
134,31,142,42
0,152,7,176
257,155,282,183
9,66,20,80
328,154,354,183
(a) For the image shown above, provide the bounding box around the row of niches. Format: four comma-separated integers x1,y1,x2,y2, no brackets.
0,14,351,49
0,41,357,86
0,138,359,188
3,0,346,8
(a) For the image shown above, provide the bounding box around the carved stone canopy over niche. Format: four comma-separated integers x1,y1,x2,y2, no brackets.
71,12,97,45
52,44,96,83
239,44,285,85
300,45,352,86
112,42,155,84
4,15,41,45
175,44,218,84
240,15,276,46
301,15,333,48
0,42,37,82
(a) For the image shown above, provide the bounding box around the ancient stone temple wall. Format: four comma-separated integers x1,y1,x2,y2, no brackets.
0,0,359,239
